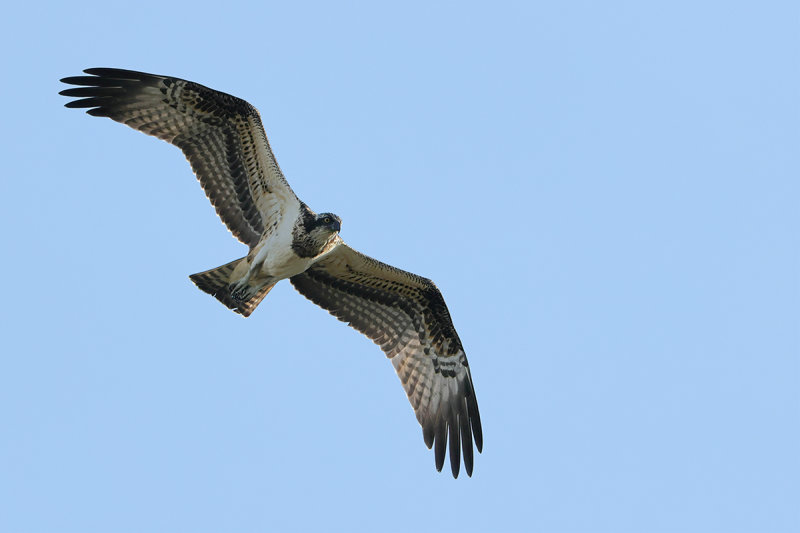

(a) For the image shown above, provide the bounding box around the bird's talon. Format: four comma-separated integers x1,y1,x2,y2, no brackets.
229,282,250,302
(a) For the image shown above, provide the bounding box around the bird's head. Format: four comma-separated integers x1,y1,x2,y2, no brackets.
315,212,342,234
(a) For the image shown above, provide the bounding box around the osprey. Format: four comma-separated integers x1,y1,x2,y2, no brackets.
60,68,482,477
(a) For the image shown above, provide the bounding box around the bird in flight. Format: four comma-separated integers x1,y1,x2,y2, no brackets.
60,68,482,477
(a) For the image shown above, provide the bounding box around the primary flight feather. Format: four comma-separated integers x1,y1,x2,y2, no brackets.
60,68,482,477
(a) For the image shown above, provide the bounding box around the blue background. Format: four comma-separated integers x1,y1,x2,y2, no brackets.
1,1,797,532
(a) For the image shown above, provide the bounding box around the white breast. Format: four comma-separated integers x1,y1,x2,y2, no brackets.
255,201,314,280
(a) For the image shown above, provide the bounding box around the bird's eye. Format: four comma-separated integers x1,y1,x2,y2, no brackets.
323,217,331,224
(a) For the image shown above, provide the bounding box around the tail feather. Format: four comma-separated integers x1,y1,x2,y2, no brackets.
189,257,275,317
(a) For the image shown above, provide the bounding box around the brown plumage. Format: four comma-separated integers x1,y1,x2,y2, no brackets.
60,68,482,477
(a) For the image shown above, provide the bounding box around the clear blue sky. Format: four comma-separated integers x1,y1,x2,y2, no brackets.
1,1,797,532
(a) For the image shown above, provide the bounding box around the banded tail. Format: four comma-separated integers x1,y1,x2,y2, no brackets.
189,257,275,317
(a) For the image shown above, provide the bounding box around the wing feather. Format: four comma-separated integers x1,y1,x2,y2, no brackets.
290,243,482,477
60,68,298,247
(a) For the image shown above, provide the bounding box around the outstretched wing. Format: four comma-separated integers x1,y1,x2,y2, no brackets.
60,68,299,248
290,242,482,477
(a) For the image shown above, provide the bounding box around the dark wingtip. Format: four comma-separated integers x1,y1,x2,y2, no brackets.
422,426,434,449
59,87,124,98
86,107,110,117
448,418,461,478
60,74,96,85
434,418,446,472
83,67,130,77
63,97,109,108
82,67,164,83
461,404,474,477
425,381,482,477
468,386,483,453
